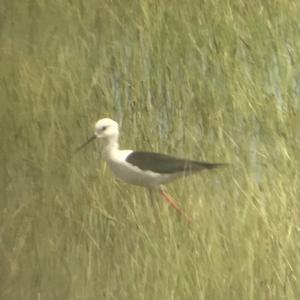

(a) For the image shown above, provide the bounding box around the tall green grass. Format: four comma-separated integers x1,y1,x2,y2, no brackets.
0,1,299,299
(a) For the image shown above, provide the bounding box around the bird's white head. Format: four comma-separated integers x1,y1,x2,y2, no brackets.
75,118,119,153
94,118,119,139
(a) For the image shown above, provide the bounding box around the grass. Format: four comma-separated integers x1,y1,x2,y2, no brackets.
0,0,299,299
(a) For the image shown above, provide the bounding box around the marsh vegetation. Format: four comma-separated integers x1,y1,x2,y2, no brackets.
0,1,299,299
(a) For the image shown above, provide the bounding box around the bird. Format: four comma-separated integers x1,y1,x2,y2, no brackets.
75,118,226,223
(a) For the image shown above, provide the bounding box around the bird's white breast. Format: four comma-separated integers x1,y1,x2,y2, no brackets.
104,149,174,188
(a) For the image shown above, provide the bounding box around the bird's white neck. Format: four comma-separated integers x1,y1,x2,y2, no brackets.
102,135,120,160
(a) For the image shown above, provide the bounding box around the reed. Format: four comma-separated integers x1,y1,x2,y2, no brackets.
0,1,299,299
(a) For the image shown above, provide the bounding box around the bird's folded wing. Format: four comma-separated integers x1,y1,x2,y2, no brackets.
126,151,226,174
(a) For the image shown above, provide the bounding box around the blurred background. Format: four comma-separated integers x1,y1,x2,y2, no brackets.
0,1,299,299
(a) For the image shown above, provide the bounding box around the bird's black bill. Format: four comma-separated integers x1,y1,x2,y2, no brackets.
74,134,96,153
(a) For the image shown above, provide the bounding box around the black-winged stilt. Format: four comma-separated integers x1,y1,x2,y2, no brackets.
76,118,226,223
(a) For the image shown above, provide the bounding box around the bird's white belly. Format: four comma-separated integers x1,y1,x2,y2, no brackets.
107,159,173,188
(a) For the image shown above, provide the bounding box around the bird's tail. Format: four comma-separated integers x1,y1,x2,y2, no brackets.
186,161,228,172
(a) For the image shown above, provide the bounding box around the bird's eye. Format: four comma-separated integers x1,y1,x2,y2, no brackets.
102,126,107,131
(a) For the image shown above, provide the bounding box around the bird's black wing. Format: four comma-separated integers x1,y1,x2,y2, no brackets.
126,151,226,174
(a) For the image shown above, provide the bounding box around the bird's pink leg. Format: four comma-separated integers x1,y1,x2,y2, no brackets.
159,189,192,224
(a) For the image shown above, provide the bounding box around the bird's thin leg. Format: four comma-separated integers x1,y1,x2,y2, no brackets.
159,188,192,224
